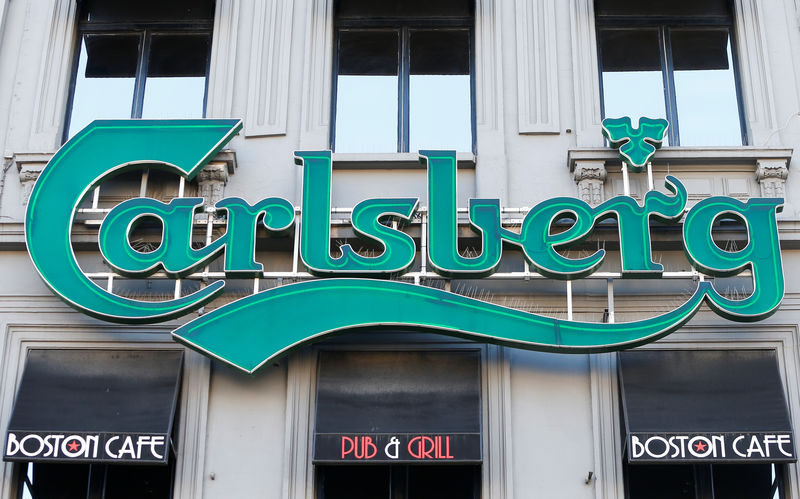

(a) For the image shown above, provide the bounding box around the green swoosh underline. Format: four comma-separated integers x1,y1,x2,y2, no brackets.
172,278,712,374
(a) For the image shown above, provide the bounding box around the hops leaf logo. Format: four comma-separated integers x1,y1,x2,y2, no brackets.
602,116,669,172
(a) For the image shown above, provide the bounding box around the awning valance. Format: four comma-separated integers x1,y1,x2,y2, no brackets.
619,349,796,464
313,350,481,464
4,349,183,465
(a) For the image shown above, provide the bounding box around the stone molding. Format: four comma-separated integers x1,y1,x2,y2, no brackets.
756,159,790,198
573,160,607,206
515,0,559,134
197,163,230,208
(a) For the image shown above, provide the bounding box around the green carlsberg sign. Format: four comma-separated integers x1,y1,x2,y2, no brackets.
25,120,784,373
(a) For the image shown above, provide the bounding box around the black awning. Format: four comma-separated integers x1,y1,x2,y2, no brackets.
4,349,183,465
313,350,481,464
619,349,796,464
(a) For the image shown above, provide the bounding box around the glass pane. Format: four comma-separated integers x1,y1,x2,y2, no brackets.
25,463,90,498
335,30,399,152
104,464,173,499
712,464,775,499
595,0,731,17
407,465,479,499
409,30,472,152
626,464,695,499
81,0,214,23
317,465,390,499
68,34,138,137
671,29,742,145
141,34,209,119
599,29,669,143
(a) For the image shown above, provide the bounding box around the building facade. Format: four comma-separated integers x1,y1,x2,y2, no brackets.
0,0,799,498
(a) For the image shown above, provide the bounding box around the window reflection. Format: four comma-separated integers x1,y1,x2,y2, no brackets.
141,34,209,119
599,29,669,144
335,30,399,153
68,35,138,137
333,22,474,153
671,29,742,146
598,24,743,146
66,6,212,141
409,30,471,152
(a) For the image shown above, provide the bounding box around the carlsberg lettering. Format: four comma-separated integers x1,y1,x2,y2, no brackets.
24,120,784,373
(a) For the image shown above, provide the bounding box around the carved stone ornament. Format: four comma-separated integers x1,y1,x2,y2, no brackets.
197,162,229,208
573,160,607,206
13,153,50,205
755,159,789,198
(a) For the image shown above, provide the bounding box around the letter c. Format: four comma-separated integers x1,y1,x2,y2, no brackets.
26,120,241,323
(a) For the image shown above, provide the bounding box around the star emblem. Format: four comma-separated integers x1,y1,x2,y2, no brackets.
66,440,80,452
693,441,708,452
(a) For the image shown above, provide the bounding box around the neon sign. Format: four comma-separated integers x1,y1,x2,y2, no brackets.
25,120,784,373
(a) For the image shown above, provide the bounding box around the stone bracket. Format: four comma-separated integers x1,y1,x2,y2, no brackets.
755,159,789,198
573,160,607,206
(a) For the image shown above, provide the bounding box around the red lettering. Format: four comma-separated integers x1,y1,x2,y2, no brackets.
421,436,434,459
364,436,377,459
341,436,354,459
354,436,365,458
409,436,422,459
435,436,442,458
445,436,453,459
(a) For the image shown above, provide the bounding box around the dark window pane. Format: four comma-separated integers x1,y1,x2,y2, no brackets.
599,29,661,72
336,0,472,19
26,462,90,499
407,465,479,499
671,29,742,145
335,30,399,152
84,34,139,78
141,34,209,119
712,464,775,499
595,0,731,17
338,30,398,76
626,464,695,499
409,30,472,151
81,0,214,23
672,30,730,71
410,30,470,75
317,465,390,499
147,34,209,77
104,464,173,499
599,29,667,134
68,34,138,136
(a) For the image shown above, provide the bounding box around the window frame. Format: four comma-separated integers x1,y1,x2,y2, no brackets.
596,10,747,146
63,17,214,143
17,458,177,499
330,16,477,153
622,460,787,499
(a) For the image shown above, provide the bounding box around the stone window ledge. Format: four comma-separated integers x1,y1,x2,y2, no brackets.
567,147,792,172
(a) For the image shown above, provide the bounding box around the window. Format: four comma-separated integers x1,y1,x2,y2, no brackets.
625,464,786,499
625,463,785,499
19,461,174,499
317,464,480,499
618,349,793,499
6,349,183,499
596,0,745,146
313,350,482,499
64,0,215,139
332,0,474,153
